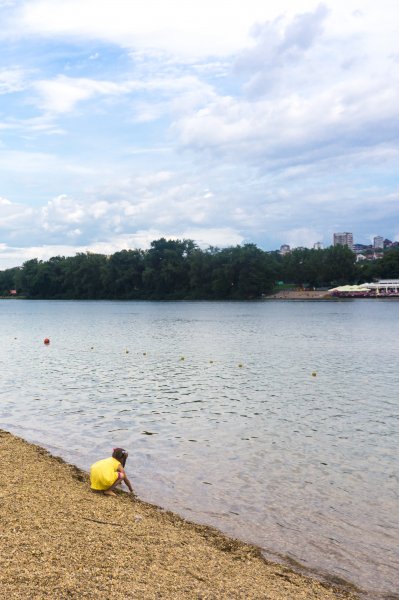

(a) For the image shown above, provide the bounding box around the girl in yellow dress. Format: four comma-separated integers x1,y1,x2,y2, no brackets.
90,448,133,496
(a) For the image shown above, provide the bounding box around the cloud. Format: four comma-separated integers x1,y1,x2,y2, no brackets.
281,3,329,50
0,195,35,234
174,4,399,174
0,162,249,255
30,73,215,121
33,75,131,113
5,0,280,59
41,194,86,228
237,4,329,73
0,67,28,93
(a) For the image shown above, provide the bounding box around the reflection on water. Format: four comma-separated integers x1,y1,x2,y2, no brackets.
0,299,398,599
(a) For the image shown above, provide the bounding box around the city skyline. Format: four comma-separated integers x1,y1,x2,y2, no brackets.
1,1,399,269
281,231,395,252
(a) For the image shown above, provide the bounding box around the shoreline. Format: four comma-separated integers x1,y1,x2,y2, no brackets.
264,290,332,300
0,429,360,599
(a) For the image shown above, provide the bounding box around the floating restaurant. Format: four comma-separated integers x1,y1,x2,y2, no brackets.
330,279,399,297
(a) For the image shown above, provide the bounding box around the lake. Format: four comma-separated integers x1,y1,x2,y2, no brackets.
0,299,398,599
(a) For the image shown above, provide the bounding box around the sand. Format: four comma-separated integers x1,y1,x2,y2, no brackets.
264,290,332,300
0,430,359,599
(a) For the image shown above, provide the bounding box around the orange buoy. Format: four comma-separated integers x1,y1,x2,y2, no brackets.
44,338,50,345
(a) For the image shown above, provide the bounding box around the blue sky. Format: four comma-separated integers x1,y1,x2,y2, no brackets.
1,0,399,268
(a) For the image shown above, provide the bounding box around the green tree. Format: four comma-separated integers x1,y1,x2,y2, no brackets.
104,250,144,298
0,266,19,294
233,244,275,298
64,253,108,299
376,248,399,278
1,238,370,300
187,248,214,298
322,245,357,285
142,238,195,298
15,259,42,297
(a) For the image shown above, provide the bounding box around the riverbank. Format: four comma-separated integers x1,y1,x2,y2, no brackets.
0,430,358,599
265,290,332,300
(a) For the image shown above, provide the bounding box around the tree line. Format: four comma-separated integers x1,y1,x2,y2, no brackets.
0,238,398,300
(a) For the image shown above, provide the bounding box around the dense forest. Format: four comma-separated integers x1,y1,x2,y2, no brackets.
1,238,399,300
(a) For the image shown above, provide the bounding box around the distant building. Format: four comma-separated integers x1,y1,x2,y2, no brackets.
333,232,354,251
373,236,384,249
279,244,291,255
313,241,323,250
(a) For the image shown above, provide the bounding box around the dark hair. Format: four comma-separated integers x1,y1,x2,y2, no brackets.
112,447,127,467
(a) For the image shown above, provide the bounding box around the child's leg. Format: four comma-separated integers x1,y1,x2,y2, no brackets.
103,473,123,496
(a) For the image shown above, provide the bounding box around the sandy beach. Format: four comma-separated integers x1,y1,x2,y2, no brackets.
0,430,359,599
264,290,332,300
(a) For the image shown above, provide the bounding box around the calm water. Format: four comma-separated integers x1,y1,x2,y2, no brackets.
0,300,398,599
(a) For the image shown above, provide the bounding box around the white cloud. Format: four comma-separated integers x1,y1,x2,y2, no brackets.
0,196,34,231
30,73,215,119
238,4,329,74
0,67,28,93
174,3,399,168
41,194,86,228
33,75,132,113
7,0,305,59
4,1,397,62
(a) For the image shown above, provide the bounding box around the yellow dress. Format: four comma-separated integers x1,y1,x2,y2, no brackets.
90,457,120,490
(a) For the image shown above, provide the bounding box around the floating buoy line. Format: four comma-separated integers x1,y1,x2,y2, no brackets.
39,342,318,377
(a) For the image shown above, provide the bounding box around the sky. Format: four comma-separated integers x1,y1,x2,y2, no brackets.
1,0,399,269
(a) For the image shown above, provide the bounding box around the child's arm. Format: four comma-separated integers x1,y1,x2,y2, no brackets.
124,474,134,493
117,465,134,493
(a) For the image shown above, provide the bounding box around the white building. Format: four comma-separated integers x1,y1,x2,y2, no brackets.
333,232,354,250
279,244,291,255
313,241,323,250
373,236,384,249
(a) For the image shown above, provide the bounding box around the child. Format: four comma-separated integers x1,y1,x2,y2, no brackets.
90,448,134,496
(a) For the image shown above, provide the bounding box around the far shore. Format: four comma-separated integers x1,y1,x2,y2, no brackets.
264,290,332,300
0,429,359,599
0,291,332,301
